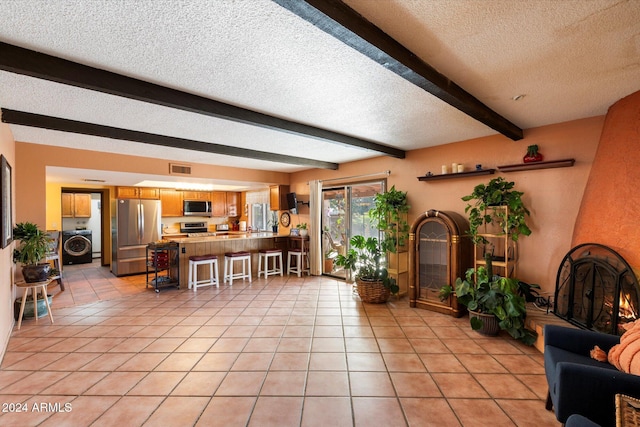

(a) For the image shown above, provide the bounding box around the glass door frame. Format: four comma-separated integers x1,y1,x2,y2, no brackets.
321,179,386,279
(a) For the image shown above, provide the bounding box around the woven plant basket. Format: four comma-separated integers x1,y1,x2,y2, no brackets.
469,310,500,336
617,394,640,427
356,278,390,304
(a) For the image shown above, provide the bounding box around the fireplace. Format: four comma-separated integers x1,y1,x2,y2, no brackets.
554,243,639,335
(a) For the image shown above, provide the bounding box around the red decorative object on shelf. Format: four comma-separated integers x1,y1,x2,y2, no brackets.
523,144,543,163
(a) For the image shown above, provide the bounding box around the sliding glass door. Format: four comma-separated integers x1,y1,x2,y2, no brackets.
321,180,385,278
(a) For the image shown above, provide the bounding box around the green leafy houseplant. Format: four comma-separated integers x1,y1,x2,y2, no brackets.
462,177,531,246
335,186,409,303
439,267,538,345
296,222,308,236
268,211,279,232
369,185,410,253
335,235,399,301
12,222,53,283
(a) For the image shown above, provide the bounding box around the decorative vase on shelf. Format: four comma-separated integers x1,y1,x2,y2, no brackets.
523,144,543,163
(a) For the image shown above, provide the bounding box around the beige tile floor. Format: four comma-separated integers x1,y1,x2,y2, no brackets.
1,262,560,426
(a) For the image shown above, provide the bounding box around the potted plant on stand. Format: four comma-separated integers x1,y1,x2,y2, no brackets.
369,185,410,253
297,223,308,237
439,267,538,345
463,177,531,275
13,222,52,283
12,222,54,320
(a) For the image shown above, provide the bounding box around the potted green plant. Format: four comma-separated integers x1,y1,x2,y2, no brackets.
335,235,399,303
268,211,279,233
12,222,52,283
297,223,308,237
335,186,409,302
439,267,537,345
463,177,531,248
369,185,410,253
523,144,543,163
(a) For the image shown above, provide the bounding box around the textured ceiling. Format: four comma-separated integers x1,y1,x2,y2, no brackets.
0,0,638,188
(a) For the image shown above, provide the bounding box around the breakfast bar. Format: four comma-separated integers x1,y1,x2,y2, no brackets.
167,232,291,286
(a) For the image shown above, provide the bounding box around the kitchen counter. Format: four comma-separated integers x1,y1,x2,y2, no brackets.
165,232,290,285
167,232,280,243
162,232,188,238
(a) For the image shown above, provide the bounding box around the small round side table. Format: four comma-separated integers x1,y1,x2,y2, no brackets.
15,279,54,329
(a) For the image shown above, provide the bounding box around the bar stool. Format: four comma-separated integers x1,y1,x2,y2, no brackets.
287,248,308,277
15,279,54,330
224,251,252,285
258,248,283,278
188,254,219,291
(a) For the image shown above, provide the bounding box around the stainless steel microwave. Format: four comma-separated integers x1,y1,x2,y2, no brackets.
183,200,212,217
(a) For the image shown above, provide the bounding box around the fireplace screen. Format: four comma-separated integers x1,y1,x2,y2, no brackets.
554,243,639,335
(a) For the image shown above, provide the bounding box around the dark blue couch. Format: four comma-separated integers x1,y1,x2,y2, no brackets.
544,324,640,427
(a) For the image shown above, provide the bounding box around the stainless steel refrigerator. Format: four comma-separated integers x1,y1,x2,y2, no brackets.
112,198,161,276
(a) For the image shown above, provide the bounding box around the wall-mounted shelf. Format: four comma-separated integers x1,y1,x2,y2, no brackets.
417,168,495,181
497,158,575,173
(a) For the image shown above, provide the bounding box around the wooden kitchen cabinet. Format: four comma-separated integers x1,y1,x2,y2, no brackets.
61,193,74,217
226,192,240,217
160,189,183,217
61,193,92,218
74,193,92,217
211,192,227,217
138,188,160,199
269,185,289,211
116,187,138,199
116,187,160,199
182,191,211,201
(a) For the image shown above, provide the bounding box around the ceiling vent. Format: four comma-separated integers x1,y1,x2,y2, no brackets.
169,163,192,175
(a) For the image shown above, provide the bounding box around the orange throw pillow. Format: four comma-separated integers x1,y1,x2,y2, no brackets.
607,319,640,375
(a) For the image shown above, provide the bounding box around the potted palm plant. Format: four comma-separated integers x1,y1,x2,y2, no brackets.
12,222,52,283
439,267,538,345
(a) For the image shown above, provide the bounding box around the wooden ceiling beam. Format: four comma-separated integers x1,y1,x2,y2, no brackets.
1,109,339,170
274,0,523,141
0,41,405,159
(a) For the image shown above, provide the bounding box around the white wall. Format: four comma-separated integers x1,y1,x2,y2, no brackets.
89,194,101,258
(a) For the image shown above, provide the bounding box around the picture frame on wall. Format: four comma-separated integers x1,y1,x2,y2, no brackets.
1,154,12,249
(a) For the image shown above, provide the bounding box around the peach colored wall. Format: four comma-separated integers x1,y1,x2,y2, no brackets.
573,90,640,269
292,116,605,295
0,122,17,362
